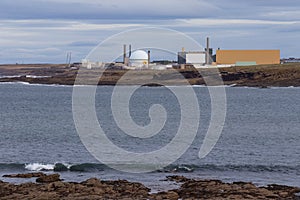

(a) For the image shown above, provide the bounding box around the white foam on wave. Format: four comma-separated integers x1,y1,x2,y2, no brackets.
24,162,74,171
0,81,31,85
193,84,235,88
17,81,30,85
0,75,22,78
25,163,55,171
270,86,300,89
25,75,51,78
0,81,73,87
0,75,50,79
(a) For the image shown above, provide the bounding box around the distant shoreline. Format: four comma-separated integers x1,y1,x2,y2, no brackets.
1,63,300,87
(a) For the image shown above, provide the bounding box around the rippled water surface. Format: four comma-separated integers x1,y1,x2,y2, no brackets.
0,83,299,189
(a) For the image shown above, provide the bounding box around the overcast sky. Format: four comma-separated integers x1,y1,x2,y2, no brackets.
0,0,299,63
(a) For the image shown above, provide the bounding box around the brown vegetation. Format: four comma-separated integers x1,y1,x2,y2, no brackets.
1,63,300,87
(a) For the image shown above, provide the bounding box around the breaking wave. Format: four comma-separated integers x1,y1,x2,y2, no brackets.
24,163,109,172
0,163,299,174
25,163,56,171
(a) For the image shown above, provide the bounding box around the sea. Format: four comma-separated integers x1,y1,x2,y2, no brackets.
0,82,299,192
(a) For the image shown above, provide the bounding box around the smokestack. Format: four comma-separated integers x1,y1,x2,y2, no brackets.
147,50,150,68
206,37,210,64
129,45,132,57
123,44,127,64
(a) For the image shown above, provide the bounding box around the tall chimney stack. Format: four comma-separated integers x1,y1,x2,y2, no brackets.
129,45,132,57
206,37,210,65
123,44,127,64
147,50,151,68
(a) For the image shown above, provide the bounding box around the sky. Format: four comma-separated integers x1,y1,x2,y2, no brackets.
0,0,299,64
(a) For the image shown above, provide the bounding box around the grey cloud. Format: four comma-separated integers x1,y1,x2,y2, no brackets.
275,22,300,33
1,0,300,22
207,0,300,21
69,41,99,47
0,0,219,20
0,0,299,63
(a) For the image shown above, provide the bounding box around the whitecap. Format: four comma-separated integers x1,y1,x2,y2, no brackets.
25,75,51,78
25,163,55,171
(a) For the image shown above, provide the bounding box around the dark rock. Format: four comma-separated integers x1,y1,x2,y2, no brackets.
165,175,191,183
3,172,45,178
0,175,300,199
36,174,60,183
149,191,179,200
81,178,103,187
47,181,66,191
101,179,151,198
176,179,300,199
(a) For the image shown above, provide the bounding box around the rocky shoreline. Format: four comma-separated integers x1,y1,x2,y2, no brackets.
1,173,300,199
1,63,300,87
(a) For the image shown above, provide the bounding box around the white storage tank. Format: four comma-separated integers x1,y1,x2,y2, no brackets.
129,50,149,68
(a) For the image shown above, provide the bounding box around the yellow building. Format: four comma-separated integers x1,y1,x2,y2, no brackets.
216,50,280,65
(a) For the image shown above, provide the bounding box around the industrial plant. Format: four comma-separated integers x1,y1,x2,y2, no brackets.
80,37,281,70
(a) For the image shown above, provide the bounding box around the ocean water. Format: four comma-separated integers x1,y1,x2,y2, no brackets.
0,82,299,191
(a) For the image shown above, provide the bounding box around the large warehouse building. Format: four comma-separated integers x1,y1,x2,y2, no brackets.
216,50,280,65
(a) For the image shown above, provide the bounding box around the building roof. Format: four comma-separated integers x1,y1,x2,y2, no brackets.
130,50,148,60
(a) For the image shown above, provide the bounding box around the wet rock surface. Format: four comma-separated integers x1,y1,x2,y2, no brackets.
36,174,61,183
3,172,45,178
1,173,300,199
175,178,300,199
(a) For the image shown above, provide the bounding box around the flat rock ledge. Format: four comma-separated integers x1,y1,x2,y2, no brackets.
1,173,300,199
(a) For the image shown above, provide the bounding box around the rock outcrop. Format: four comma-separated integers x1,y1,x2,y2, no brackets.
36,174,61,183
175,178,300,199
1,173,300,199
3,172,45,179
